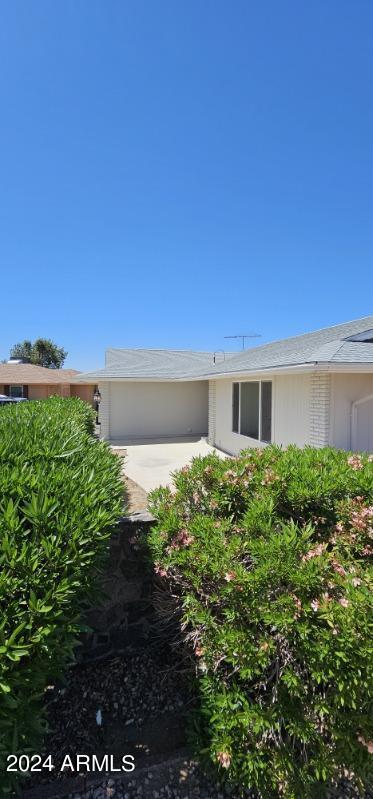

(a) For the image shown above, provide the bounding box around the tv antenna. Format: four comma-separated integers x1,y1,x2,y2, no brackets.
224,333,261,350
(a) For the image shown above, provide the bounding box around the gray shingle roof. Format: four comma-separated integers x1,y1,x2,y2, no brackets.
200,316,373,376
75,317,373,382
76,349,220,380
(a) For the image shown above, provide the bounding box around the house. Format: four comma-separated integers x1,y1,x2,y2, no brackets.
76,316,373,453
0,362,95,404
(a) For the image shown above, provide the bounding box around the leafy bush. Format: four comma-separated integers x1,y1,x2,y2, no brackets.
149,446,373,798
0,397,123,792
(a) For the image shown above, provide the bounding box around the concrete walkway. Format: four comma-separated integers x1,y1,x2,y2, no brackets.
110,437,224,492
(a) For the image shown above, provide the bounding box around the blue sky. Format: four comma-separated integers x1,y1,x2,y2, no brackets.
0,1,372,370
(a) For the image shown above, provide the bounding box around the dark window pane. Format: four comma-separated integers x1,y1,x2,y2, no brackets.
9,385,23,398
240,382,259,439
232,383,239,432
261,381,272,442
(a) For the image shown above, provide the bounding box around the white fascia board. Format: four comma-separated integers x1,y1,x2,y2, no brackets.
96,376,207,382
201,364,316,380
202,362,373,380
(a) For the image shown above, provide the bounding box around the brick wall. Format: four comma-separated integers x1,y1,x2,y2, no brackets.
309,372,331,447
207,380,216,445
98,381,110,439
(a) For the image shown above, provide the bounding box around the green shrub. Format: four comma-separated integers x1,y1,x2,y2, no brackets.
0,397,123,792
148,446,373,798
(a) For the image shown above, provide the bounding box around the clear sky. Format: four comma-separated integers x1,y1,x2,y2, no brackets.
0,1,372,370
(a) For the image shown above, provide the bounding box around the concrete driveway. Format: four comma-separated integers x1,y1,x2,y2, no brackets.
111,437,224,492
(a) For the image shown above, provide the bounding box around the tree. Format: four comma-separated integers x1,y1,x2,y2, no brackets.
10,338,68,369
10,340,33,362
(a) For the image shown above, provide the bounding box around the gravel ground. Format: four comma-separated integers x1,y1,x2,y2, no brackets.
124,476,148,514
110,447,149,514
59,763,373,799
66,759,256,799
62,767,372,799
21,641,372,799
26,647,192,788
21,643,372,799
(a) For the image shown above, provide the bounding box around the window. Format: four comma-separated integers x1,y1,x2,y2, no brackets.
232,381,272,442
240,382,259,438
261,382,272,442
9,385,24,398
232,382,239,433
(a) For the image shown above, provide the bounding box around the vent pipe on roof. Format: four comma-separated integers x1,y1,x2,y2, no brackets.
213,350,226,364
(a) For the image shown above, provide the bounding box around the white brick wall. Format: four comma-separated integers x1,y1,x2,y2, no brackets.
309,373,331,447
208,380,216,445
98,382,110,439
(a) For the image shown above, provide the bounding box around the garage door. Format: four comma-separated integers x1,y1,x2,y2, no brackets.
109,381,208,440
352,394,373,452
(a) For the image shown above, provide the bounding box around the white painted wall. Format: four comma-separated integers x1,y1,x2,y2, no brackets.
107,381,208,441
330,373,373,451
212,374,311,454
273,374,311,446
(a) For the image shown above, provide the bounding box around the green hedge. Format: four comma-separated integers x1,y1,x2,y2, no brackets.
149,446,373,798
0,397,123,792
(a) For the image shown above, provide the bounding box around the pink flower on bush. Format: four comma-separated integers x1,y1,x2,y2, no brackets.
331,560,346,576
291,594,302,617
347,455,363,470
216,751,231,769
357,735,373,754
195,645,205,657
224,571,237,582
168,528,195,551
302,543,326,561
311,599,320,612
261,468,277,485
225,469,236,479
349,505,373,532
339,597,349,608
154,562,168,578
351,577,361,587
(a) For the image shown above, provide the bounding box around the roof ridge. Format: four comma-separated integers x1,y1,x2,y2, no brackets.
107,347,215,354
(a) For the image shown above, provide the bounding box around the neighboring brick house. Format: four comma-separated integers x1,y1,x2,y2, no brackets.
0,363,95,404
77,316,373,453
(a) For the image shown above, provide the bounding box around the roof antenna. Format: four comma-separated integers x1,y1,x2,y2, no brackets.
224,333,261,350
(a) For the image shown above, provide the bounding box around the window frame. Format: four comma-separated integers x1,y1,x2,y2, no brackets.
232,380,273,443
9,385,24,398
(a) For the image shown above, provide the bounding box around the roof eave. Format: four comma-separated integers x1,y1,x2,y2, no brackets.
74,360,373,383
205,361,373,379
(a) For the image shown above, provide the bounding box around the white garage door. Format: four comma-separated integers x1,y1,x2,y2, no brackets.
352,394,373,452
109,381,208,440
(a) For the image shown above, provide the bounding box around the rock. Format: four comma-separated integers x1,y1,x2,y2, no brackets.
119,511,155,525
